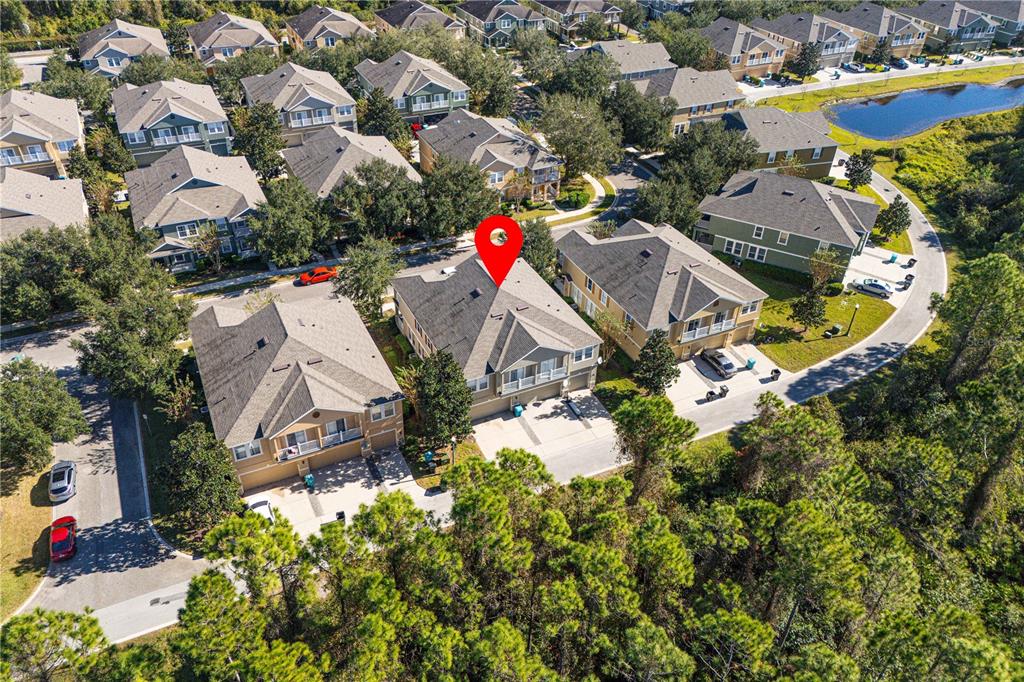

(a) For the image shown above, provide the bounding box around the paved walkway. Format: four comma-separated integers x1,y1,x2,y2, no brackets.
740,54,1024,101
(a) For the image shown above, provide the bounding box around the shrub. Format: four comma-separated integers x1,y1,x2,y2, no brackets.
824,282,845,297
892,147,908,163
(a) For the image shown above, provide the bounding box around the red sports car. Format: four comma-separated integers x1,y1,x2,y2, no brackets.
50,516,77,562
298,266,337,286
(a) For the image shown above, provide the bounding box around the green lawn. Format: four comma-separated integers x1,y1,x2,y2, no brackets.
829,179,914,256
1,469,50,621
405,439,484,489
760,63,1024,113
513,205,558,221
741,270,897,372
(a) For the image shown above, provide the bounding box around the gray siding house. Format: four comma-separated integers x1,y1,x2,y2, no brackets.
534,0,622,41
124,145,265,272
77,19,169,78
374,1,466,37
454,0,546,47
393,253,602,420
960,0,1024,46
187,11,279,66
896,1,998,52
355,50,469,123
241,63,356,147
112,79,231,166
695,171,879,276
286,5,374,50
752,13,859,69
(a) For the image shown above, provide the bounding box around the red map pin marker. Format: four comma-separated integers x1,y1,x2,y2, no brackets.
474,215,523,288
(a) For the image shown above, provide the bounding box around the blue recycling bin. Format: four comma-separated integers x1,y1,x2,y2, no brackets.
746,358,756,370
513,403,524,417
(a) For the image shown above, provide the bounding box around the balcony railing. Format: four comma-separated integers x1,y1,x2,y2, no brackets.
503,366,566,392
412,101,448,112
1,155,22,166
682,327,710,341
277,428,362,461
153,133,200,146
710,319,736,334
291,116,333,128
320,428,361,449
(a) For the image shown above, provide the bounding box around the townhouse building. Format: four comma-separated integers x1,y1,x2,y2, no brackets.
454,0,546,47
392,253,602,420
418,109,560,202
0,168,88,241
556,219,766,361
960,0,1024,46
281,125,421,199
112,79,231,166
752,13,859,70
896,1,998,52
374,1,466,38
632,67,744,134
190,298,404,491
77,19,169,78
355,50,470,123
585,39,676,80
695,171,879,276
701,17,787,81
124,145,265,271
821,2,928,59
241,63,356,147
723,107,838,179
285,5,374,50
187,11,279,66
638,0,696,20
534,0,622,41
0,90,83,178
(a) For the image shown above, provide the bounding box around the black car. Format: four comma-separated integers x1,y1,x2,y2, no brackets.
700,349,737,379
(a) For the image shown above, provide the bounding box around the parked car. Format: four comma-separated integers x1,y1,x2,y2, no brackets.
701,349,737,379
48,461,77,503
50,516,77,561
298,266,337,286
890,57,909,70
854,278,894,298
844,62,867,73
246,499,275,523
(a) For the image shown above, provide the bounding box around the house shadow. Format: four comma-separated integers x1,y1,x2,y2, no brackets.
307,458,378,493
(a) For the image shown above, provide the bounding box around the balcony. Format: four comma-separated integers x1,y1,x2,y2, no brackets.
290,116,332,128
682,327,710,341
153,133,200,146
503,366,567,392
320,428,362,449
710,319,736,334
277,428,362,461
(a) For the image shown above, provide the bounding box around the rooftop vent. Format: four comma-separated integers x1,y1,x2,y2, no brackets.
782,190,795,196
272,363,291,372
256,337,267,349
308,357,322,365
170,172,178,179
441,266,457,275
516,304,529,311
640,248,653,258
470,287,482,298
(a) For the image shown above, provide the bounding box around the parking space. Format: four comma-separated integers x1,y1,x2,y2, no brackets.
667,343,783,409
473,390,615,461
843,245,916,309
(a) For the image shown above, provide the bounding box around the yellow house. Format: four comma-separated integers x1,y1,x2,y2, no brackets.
556,219,767,361
0,90,83,179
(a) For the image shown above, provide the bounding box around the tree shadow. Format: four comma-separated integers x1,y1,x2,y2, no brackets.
48,517,181,586
6,471,52,580
783,340,907,403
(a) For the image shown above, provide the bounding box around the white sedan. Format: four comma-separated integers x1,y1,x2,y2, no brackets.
854,278,894,298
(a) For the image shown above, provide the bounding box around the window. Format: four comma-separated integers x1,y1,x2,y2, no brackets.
325,418,347,435
573,345,596,363
748,246,767,262
812,147,822,160
394,97,406,109
371,402,396,421
766,150,777,163
600,291,608,306
453,90,468,101
315,107,331,121
673,122,685,135
724,239,744,256
705,103,713,113
785,149,794,160
488,171,503,185
585,298,596,317
324,36,336,47
686,319,700,332
221,47,235,57
917,31,926,39
1,148,21,164
500,18,512,28
153,128,174,144
232,440,262,461
176,223,199,238
291,110,311,126
624,313,634,328
336,105,353,117
690,105,699,114
777,231,789,246
180,125,196,139
741,301,758,315
305,40,315,48
753,225,764,239
206,121,225,134
57,139,77,152
775,49,784,58
585,276,593,292
731,55,741,65
171,253,190,264
432,93,446,106
105,57,119,67
466,375,489,392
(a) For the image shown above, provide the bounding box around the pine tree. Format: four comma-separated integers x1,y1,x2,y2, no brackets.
334,236,401,321
230,102,286,179
360,87,409,142
876,194,912,240
415,350,473,452
633,328,680,395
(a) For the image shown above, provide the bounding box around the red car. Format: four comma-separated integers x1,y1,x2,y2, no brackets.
298,266,337,286
50,516,77,561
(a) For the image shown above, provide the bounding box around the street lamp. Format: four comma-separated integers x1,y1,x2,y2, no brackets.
848,303,861,335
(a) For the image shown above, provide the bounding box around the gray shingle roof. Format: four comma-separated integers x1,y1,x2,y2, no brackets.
591,40,675,76
456,0,543,22
0,168,88,241
190,297,401,446
960,0,1024,22
698,170,879,248
556,219,766,330
124,145,266,229
374,1,465,30
241,62,355,112
281,125,421,199
418,109,560,174
701,17,784,57
632,67,743,110
536,0,621,16
821,2,925,38
355,50,468,98
0,90,82,143
392,253,600,377
187,11,278,51
77,19,169,61
723,106,835,154
112,78,226,132
287,5,374,41
752,12,851,44
898,1,998,28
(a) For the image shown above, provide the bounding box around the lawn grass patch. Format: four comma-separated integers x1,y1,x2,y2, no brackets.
594,377,641,413
404,437,484,489
0,469,50,620
514,205,558,221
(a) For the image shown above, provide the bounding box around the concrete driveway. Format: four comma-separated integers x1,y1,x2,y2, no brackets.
667,343,782,410
844,245,916,308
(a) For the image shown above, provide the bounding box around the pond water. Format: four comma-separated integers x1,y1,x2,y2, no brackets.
830,80,1024,139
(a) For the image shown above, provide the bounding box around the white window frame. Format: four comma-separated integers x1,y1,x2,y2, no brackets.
371,401,396,421
585,276,594,292
812,147,822,160
573,345,596,363
336,105,353,117
766,150,777,163
488,171,503,185
232,440,262,461
324,36,336,47
741,301,759,315
748,246,767,262
753,225,764,239
221,47,235,57
432,93,446,106
731,55,741,65
175,222,199,238
784,149,794,160
466,375,489,392
394,97,406,109
206,121,226,134
453,90,468,101
153,128,174,143
57,139,77,152
600,291,608,306
724,239,744,257
777,231,789,246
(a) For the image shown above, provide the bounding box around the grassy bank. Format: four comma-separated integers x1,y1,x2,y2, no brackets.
0,470,50,621
760,63,1024,113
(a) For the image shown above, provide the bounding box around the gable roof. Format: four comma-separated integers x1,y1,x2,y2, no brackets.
355,50,468,98
77,19,169,61
898,1,998,29
374,0,465,30
241,62,355,112
392,254,600,377
590,40,675,76
556,220,766,330
960,0,1024,22
536,0,621,16
190,297,401,446
281,125,421,199
632,67,743,110
112,78,226,132
752,12,852,44
700,16,784,56
698,171,879,248
287,5,374,41
723,106,835,153
821,2,925,38
124,145,265,229
456,0,544,22
187,11,278,50
418,109,560,174
0,168,88,241
0,90,82,144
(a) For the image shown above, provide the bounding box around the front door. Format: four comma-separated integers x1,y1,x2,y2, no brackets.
286,431,308,447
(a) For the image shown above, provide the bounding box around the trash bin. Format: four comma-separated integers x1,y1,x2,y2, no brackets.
513,403,524,417
304,473,315,490
888,253,898,263
746,358,756,370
